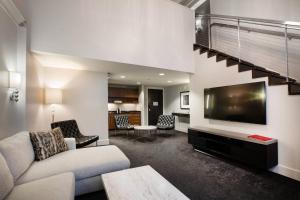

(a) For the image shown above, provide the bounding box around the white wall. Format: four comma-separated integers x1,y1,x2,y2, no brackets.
17,0,195,73
0,5,26,139
164,84,190,132
26,58,109,144
190,51,300,181
26,53,45,131
44,67,109,144
210,0,300,21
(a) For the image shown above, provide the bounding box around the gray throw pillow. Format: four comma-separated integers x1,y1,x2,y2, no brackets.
30,128,68,161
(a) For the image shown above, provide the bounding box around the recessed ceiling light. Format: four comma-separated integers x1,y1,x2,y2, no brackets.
167,80,173,83
159,73,165,76
120,75,126,79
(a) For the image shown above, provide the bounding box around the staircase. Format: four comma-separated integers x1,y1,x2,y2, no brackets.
193,45,300,96
194,14,300,95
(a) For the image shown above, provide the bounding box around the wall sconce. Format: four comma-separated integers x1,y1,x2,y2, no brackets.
9,72,21,102
45,88,62,122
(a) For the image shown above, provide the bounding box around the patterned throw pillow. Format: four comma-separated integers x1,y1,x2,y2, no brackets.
30,128,68,161
51,128,68,153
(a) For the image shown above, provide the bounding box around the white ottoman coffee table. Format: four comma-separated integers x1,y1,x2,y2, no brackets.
134,125,157,137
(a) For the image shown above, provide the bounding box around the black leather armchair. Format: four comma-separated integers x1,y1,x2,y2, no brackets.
114,115,134,136
156,115,175,134
51,120,99,148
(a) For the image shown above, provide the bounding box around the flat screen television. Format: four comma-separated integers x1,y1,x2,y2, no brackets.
204,82,266,125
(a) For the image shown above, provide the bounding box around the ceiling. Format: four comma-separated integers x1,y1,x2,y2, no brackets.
33,52,190,87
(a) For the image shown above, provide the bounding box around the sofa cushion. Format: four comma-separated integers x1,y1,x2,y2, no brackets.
17,145,130,185
6,172,75,200
0,132,34,181
30,128,68,161
0,153,14,200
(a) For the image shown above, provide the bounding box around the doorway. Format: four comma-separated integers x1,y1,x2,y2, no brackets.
148,89,163,125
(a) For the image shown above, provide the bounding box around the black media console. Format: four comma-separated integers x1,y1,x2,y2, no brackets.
188,127,278,169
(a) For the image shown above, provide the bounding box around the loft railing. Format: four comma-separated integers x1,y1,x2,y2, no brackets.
195,14,300,82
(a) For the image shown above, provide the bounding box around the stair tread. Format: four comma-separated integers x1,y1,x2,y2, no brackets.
288,82,300,95
289,82,300,86
254,67,281,76
207,49,218,58
193,44,201,51
216,52,228,62
270,74,296,81
240,60,254,66
253,66,267,71
228,56,239,61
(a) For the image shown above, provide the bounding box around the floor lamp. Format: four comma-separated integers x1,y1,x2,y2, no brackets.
45,88,62,123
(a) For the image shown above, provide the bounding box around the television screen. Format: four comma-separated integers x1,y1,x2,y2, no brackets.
204,82,266,124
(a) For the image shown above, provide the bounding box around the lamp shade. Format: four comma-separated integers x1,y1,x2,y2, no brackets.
9,72,21,89
45,88,62,104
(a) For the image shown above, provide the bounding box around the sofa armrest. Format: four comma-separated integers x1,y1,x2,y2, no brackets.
64,138,76,150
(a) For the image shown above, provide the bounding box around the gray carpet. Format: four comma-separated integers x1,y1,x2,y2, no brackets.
77,131,300,200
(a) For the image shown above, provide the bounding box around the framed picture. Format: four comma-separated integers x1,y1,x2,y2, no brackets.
180,91,190,109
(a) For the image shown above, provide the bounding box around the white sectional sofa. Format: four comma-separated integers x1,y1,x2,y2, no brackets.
0,131,130,200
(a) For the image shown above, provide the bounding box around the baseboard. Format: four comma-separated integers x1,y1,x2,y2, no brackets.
271,164,300,182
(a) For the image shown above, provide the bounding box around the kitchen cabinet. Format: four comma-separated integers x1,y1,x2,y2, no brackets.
108,85,139,103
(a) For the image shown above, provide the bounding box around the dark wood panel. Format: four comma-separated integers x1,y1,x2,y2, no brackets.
108,85,139,103
108,113,116,130
108,97,139,104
